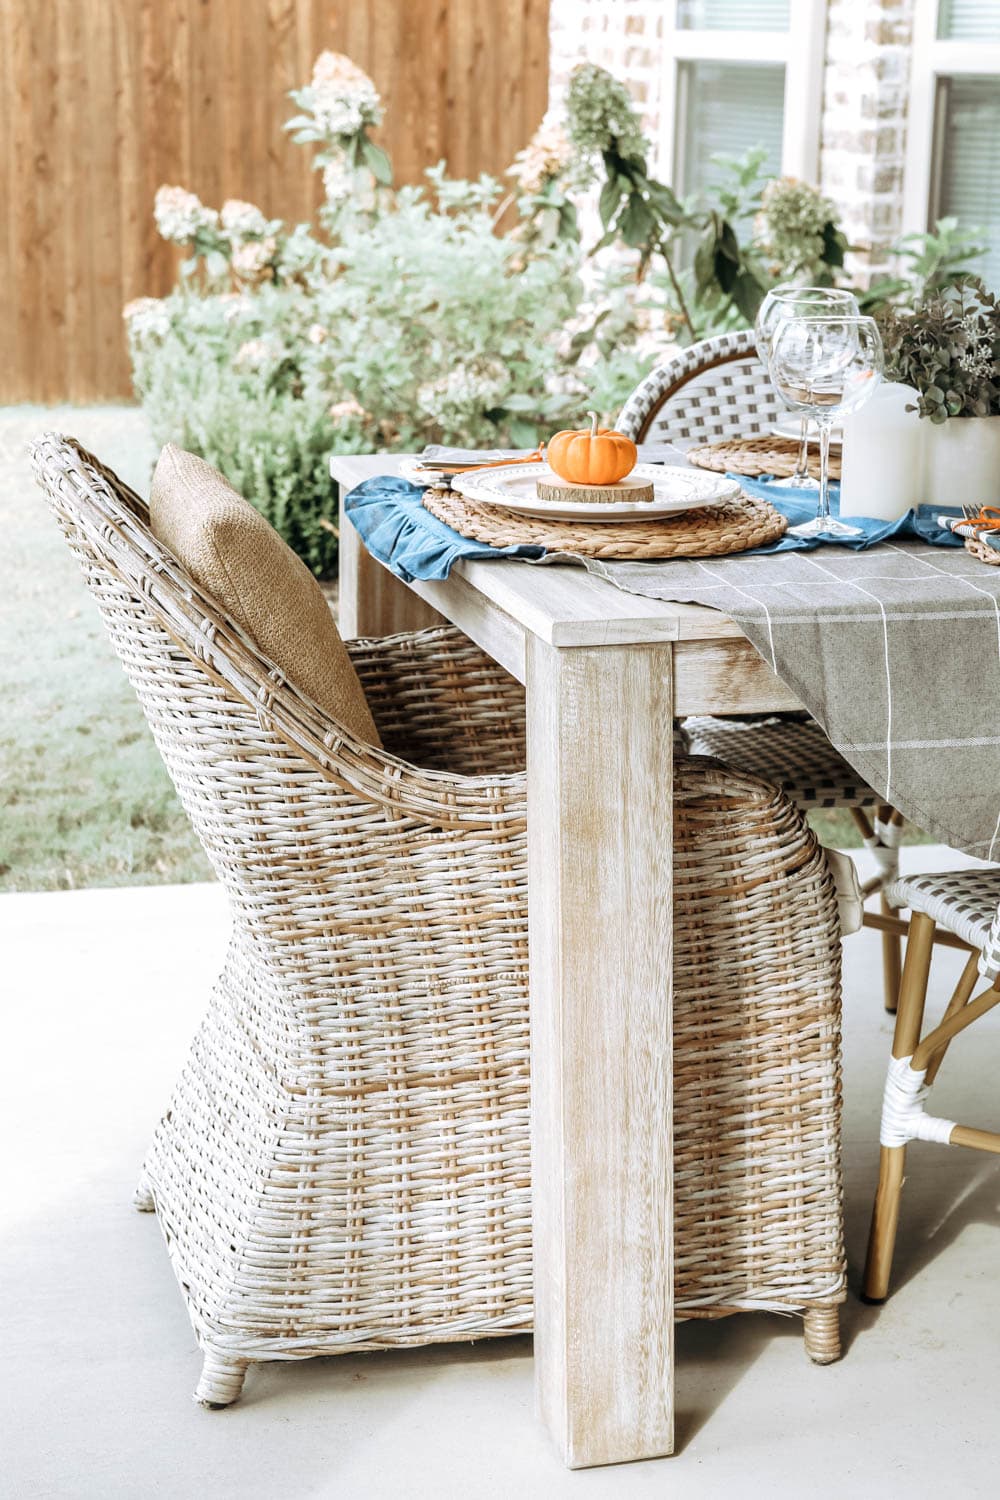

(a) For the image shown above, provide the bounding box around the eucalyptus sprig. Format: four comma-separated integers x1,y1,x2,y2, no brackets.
878,276,1000,422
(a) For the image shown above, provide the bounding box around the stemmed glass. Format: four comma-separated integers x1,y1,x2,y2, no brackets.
768,314,884,539
754,287,860,488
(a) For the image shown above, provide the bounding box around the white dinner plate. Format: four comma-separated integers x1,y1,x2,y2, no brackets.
770,419,843,450
451,462,741,521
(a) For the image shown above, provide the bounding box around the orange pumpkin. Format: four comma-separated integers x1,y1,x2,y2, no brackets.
546,411,637,486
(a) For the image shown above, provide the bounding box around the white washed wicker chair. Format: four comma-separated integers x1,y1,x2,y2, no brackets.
619,335,911,1008
863,869,1000,1301
32,433,847,1405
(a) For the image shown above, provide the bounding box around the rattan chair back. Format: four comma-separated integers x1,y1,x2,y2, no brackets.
617,329,784,444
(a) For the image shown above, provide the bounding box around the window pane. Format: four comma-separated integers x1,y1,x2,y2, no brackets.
677,0,789,28
677,61,785,196
937,76,1000,285
937,0,1000,42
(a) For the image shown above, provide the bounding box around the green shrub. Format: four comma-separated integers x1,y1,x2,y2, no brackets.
126,52,895,575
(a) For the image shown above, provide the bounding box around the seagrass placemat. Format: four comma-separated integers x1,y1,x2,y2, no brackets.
965,535,1000,566
688,434,841,482
422,485,786,559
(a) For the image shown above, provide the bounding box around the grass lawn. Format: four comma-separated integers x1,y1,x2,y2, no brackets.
0,407,210,890
1,404,924,892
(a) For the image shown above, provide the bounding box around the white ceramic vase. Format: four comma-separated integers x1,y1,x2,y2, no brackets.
921,413,1000,510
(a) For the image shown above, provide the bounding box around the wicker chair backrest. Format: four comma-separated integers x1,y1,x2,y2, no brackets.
617,329,785,445
29,435,527,839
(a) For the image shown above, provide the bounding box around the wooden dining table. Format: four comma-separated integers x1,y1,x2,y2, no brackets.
331,452,803,1469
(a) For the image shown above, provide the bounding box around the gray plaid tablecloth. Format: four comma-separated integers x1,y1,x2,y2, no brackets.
583,539,1000,859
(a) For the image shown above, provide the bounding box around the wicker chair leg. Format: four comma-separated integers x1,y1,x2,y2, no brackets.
133,1175,155,1212
195,1352,250,1409
803,1305,841,1364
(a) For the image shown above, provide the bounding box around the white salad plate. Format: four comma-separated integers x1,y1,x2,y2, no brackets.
450,462,742,521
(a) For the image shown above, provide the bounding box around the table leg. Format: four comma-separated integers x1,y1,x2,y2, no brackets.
337,485,445,638
526,636,675,1469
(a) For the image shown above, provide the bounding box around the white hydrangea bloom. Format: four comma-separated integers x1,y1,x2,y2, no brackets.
231,237,277,283
309,51,383,137
154,185,218,243
234,337,282,372
217,292,256,325
122,297,170,341
220,199,269,240
509,114,573,196
328,397,368,423
322,157,355,204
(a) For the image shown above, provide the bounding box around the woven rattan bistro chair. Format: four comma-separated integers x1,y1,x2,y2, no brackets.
33,433,847,1406
619,333,911,1009
863,869,1000,1302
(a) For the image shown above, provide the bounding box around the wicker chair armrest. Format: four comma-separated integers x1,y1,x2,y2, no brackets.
347,626,526,777
31,434,526,834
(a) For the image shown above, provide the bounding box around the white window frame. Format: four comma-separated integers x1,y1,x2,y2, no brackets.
902,0,1000,235
657,0,827,192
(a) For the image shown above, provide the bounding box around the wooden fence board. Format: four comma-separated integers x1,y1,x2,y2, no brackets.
0,0,549,401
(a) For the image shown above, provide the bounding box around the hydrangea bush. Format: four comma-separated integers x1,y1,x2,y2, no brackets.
127,53,859,573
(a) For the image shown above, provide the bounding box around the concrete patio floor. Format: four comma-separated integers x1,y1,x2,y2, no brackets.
3,848,1000,1499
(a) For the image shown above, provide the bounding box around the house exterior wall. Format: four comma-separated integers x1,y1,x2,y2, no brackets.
548,0,918,281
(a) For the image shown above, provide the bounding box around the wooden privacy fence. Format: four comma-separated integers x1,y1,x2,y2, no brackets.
0,0,549,403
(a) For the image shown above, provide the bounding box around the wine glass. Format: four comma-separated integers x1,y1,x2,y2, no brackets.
768,314,884,539
754,287,860,489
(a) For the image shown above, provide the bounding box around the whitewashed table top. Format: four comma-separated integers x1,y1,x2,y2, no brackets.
330,451,745,649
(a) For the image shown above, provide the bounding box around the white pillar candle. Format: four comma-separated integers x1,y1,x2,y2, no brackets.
839,382,925,520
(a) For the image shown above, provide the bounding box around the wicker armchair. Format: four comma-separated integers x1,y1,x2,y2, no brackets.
619,335,912,1009
32,433,846,1407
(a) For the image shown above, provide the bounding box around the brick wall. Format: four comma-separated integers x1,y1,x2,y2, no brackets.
549,0,918,285
549,0,665,134
819,0,916,279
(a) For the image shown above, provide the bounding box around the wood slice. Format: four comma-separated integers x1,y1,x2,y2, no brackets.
536,477,654,504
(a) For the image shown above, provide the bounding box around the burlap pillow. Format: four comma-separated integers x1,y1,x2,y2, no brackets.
149,444,381,746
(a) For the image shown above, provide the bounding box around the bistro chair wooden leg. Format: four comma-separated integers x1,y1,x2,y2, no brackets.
803,1305,841,1365
924,950,981,1087
863,911,936,1303
880,893,902,1014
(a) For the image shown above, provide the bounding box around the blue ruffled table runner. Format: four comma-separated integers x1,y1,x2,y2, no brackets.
344,472,963,583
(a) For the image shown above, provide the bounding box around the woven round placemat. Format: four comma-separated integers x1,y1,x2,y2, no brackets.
688,434,841,482
422,485,786,559
965,535,1000,567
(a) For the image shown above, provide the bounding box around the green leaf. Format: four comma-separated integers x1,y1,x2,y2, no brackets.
714,240,739,295
598,176,624,228
644,178,685,226
821,220,847,268
716,220,741,265
693,233,715,296
361,138,394,185
509,417,539,447
619,194,654,250
731,269,765,324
